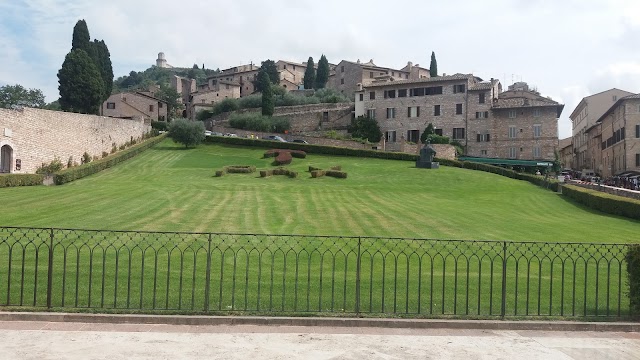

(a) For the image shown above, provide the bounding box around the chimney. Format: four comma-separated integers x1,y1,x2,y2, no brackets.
357,59,360,64
357,83,363,91
407,61,413,70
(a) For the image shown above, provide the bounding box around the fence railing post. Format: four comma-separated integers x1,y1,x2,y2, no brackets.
46,228,54,309
355,237,362,315
204,233,212,312
501,241,507,318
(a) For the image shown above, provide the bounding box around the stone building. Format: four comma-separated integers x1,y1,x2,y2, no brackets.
156,52,173,69
355,78,563,161
171,75,196,105
558,137,573,170
188,80,241,120
102,91,168,121
597,94,640,178
329,59,429,98
208,63,260,97
570,88,633,172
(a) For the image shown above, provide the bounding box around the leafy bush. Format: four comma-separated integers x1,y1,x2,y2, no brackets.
54,134,165,185
35,157,63,175
224,165,256,174
229,113,290,133
102,151,109,158
348,115,382,143
214,170,224,177
82,152,92,164
561,185,640,220
326,170,347,179
0,174,44,188
626,244,640,316
426,134,450,144
151,121,168,131
168,118,205,148
260,167,297,178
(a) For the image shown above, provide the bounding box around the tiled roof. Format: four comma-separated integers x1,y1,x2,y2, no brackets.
493,97,560,108
468,82,493,91
363,74,474,88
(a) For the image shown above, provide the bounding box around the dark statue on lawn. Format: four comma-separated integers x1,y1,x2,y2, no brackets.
416,141,439,169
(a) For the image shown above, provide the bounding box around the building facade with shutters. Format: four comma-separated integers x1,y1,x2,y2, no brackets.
354,78,563,161
596,94,640,178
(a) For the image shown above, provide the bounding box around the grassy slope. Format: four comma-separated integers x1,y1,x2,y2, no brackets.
0,140,638,243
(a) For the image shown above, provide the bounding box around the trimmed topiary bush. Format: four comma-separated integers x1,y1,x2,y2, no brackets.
260,167,297,178
264,149,306,166
214,170,224,177
326,170,347,179
224,165,256,174
561,185,640,220
0,174,45,188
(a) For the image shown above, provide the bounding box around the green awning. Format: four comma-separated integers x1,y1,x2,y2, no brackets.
458,157,553,167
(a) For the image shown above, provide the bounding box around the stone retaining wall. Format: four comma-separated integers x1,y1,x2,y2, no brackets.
566,181,640,201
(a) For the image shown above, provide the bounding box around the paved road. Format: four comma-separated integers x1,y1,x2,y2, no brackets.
0,321,638,359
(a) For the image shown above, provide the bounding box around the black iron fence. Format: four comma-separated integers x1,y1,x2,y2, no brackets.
0,226,632,318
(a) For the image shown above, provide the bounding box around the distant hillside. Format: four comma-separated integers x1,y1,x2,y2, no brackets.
112,65,220,94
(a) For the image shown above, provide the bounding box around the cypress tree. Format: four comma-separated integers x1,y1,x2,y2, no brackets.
71,20,91,53
258,70,274,116
430,51,438,77
303,57,315,89
315,54,330,89
91,40,113,101
58,49,105,114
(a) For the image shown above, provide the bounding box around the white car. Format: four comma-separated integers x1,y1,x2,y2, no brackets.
204,130,212,136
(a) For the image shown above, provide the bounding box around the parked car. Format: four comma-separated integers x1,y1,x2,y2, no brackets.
212,132,224,136
292,139,308,144
224,133,238,137
262,135,287,142
204,130,212,136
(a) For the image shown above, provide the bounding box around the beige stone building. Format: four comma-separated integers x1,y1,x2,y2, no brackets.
188,80,241,120
559,137,573,170
171,75,196,105
207,63,260,97
570,88,633,172
329,59,421,97
597,94,640,178
355,78,563,161
102,91,168,121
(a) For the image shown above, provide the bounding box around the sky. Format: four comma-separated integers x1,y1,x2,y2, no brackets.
1,0,639,139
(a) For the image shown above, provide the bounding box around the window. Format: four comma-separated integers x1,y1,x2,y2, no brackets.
425,86,443,95
479,93,485,104
533,109,541,117
533,147,541,159
434,129,443,136
359,93,364,101
508,126,517,139
637,153,640,167
434,105,441,116
367,109,376,119
341,65,344,73
508,110,517,119
159,103,163,108
386,108,396,119
408,106,420,118
370,92,375,100
456,103,463,115
453,84,465,93
386,131,397,142
533,124,542,138
398,89,407,97
452,128,465,140
481,150,488,156
407,130,420,143
392,72,395,76
413,88,425,96
475,111,489,119
508,147,517,159
370,72,374,78
149,105,154,112
106,102,115,109
323,112,329,122
340,78,344,85
636,124,639,138
613,95,617,101
476,133,490,142
384,90,396,99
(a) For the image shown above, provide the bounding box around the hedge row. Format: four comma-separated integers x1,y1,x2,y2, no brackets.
260,168,298,178
309,165,341,172
561,185,640,221
311,170,348,179
53,134,167,185
626,244,640,316
0,174,45,188
203,136,558,191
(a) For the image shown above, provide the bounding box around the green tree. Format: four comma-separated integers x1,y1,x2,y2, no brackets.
420,123,435,144
71,19,90,53
154,84,182,120
303,57,315,89
168,118,205,148
430,51,438,77
315,54,330,89
0,84,46,109
261,59,280,85
348,115,382,142
90,39,113,101
57,49,104,114
258,70,274,116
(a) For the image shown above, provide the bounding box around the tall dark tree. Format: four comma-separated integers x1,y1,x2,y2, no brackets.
315,54,330,89
348,115,382,143
91,39,113,101
261,60,279,85
71,20,91,53
0,84,46,109
303,57,315,89
420,123,435,144
58,49,104,114
258,70,274,116
429,51,438,77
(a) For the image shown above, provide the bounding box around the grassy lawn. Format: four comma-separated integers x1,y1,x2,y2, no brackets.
0,139,638,317
0,139,638,242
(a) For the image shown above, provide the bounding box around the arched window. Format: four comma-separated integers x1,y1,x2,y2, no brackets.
0,145,13,173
